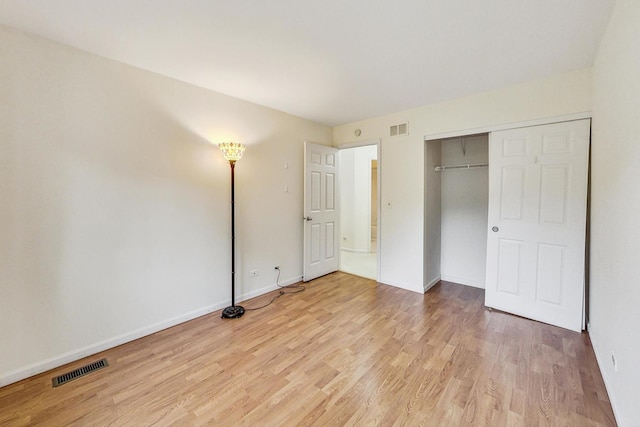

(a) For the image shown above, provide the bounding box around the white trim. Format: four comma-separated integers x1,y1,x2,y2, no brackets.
0,303,222,387
588,323,622,426
336,138,381,149
366,154,376,253
423,112,592,141
341,247,372,254
0,274,304,388
424,276,441,292
237,274,303,302
376,141,381,282
441,274,485,289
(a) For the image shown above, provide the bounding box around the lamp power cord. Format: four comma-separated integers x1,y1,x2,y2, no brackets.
244,267,305,311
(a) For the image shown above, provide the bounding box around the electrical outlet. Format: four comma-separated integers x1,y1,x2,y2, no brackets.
249,269,259,277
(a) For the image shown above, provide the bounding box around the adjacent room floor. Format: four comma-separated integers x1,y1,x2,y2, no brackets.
340,250,376,280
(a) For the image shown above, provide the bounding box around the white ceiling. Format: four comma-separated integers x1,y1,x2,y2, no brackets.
0,0,614,126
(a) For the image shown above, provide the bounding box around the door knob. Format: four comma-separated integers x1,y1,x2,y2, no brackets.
304,216,313,221
492,226,499,232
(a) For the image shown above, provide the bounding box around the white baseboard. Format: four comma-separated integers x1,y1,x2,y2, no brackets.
587,323,622,426
0,303,223,387
237,275,303,302
424,276,441,292
440,274,485,289
340,247,371,254
0,274,304,388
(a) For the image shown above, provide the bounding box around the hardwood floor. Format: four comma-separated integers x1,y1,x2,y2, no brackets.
0,273,616,426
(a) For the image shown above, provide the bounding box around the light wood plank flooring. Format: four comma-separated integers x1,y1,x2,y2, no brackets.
0,273,616,426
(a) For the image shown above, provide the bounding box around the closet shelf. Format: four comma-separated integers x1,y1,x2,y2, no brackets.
434,163,488,172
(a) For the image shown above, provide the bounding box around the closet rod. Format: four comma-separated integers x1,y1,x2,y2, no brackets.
434,163,488,172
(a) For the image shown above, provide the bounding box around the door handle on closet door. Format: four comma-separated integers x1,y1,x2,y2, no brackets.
492,226,499,232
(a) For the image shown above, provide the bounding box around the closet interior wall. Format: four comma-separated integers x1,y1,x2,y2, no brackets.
438,134,489,288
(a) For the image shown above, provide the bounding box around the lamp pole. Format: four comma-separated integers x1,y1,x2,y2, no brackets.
220,143,246,319
230,160,236,307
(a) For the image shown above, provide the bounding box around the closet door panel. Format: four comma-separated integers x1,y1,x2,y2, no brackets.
499,167,526,221
496,238,523,295
485,119,590,332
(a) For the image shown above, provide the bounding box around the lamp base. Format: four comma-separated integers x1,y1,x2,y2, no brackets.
221,305,245,319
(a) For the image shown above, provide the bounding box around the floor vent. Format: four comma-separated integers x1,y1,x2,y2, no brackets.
52,358,108,387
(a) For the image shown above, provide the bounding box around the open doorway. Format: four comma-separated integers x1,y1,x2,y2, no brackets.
339,144,378,280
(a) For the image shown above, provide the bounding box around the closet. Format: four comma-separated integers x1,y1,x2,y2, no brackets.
433,134,489,289
425,119,590,332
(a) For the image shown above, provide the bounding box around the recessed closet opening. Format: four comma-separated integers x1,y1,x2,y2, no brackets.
430,133,489,289
426,119,590,331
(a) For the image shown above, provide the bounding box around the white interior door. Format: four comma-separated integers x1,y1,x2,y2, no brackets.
303,142,339,281
485,119,590,332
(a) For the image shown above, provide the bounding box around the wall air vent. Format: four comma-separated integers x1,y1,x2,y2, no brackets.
52,358,109,387
390,122,409,137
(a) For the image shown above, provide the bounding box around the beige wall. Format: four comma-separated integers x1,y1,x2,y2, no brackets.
590,0,640,425
0,25,331,385
334,69,592,293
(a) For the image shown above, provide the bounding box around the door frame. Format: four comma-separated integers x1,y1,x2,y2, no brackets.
336,139,381,281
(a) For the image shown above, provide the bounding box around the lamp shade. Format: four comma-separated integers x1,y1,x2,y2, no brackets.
219,142,246,163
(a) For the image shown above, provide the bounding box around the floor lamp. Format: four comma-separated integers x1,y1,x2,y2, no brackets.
219,142,246,319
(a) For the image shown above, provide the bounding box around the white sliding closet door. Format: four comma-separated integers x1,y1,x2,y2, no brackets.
485,119,590,332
